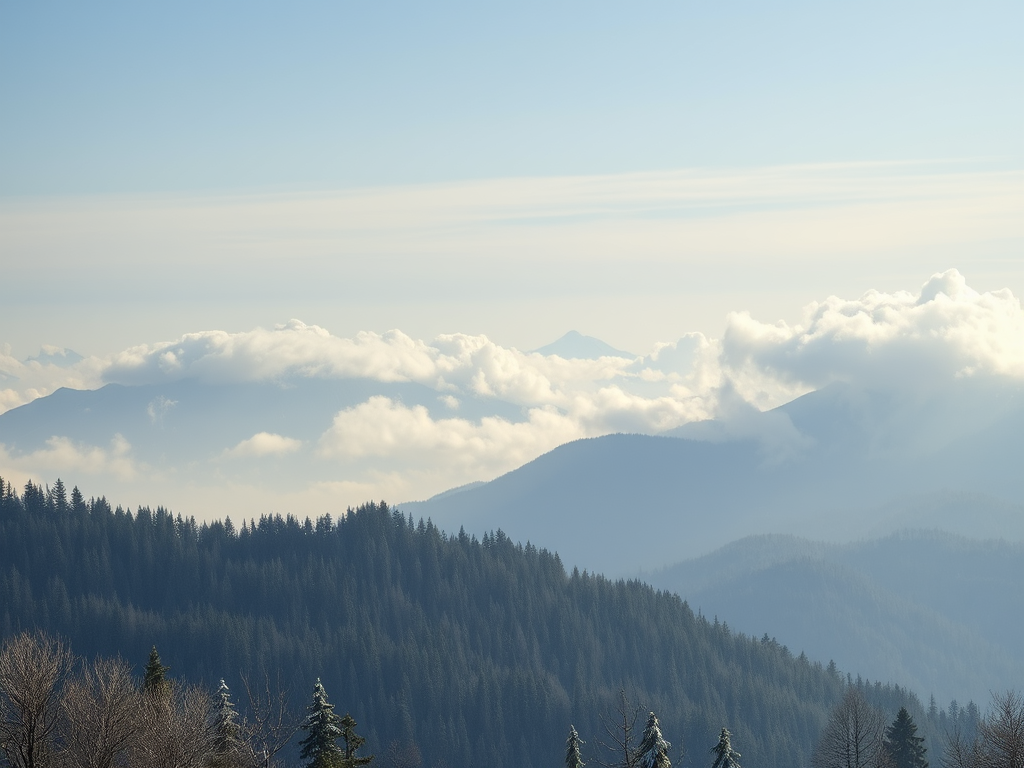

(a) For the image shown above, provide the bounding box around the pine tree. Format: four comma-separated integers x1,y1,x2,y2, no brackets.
210,679,240,768
638,712,671,768
143,646,170,695
710,728,741,768
884,707,927,768
566,724,585,768
339,712,373,767
300,679,343,768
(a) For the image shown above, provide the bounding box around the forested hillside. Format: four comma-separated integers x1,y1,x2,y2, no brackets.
0,477,951,768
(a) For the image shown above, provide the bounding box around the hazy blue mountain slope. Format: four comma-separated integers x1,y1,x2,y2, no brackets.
406,382,1024,574
647,532,1024,704
0,378,525,487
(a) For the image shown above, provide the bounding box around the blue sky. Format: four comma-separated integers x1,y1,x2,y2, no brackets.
1,1,1021,356
3,1,1021,195
1,1,1023,512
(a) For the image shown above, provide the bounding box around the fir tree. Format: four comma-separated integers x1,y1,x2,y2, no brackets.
884,707,927,768
710,728,741,768
300,678,343,768
566,724,585,768
638,712,671,768
143,645,170,694
210,679,241,767
339,712,373,767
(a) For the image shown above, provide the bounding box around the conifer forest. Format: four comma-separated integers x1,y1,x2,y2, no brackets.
0,477,1019,768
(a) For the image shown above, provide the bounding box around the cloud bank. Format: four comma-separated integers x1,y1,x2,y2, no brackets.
2,270,1022,512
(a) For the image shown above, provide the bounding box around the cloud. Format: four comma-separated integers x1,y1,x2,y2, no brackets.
2,270,1022,511
4,162,1020,281
147,396,177,424
224,432,303,459
0,344,107,416
317,397,579,479
0,434,140,482
720,269,1024,405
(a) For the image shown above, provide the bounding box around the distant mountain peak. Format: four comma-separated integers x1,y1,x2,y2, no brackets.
531,331,635,360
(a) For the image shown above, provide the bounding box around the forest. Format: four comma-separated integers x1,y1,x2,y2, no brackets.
0,477,1004,768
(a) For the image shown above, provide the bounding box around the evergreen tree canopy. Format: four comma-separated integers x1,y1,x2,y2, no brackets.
0,480,945,768
143,645,170,694
300,678,343,768
210,678,240,766
885,707,928,768
638,712,672,768
710,728,741,768
339,712,373,767
566,725,585,768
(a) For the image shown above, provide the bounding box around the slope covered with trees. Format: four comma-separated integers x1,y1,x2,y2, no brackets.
0,476,945,768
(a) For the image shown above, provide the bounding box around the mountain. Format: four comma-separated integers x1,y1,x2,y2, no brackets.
530,330,636,360
0,483,944,768
403,380,1024,576
0,377,524,489
646,531,1024,705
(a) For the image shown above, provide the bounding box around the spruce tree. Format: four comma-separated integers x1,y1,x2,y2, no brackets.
143,646,170,694
210,679,240,768
300,678,343,768
884,707,927,768
710,728,741,768
339,712,373,767
566,725,585,768
638,712,672,768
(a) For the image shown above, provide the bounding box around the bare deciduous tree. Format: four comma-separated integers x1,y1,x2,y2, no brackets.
812,688,888,768
979,690,1024,768
59,655,142,768
237,672,301,768
941,726,984,768
0,631,72,768
598,690,644,768
131,682,215,768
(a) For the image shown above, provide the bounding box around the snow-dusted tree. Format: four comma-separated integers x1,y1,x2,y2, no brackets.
884,707,927,768
299,679,343,768
209,679,242,768
710,728,741,768
638,712,671,768
567,724,586,768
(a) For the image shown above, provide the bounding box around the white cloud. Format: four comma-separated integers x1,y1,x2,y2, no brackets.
224,432,302,459
0,434,140,482
719,269,1024,406
317,397,579,480
2,270,1022,512
0,344,107,416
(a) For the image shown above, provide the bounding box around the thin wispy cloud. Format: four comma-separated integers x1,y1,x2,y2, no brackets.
4,162,1020,275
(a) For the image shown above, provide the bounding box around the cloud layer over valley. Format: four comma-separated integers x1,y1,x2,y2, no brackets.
1,270,1022,520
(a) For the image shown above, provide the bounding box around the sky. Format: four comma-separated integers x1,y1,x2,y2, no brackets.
1,1,1022,513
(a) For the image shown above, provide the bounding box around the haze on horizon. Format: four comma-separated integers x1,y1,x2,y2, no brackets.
1,1,1022,519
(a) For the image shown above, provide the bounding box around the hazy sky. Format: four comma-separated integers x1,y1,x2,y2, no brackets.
2,1,1021,360
1,1,1023,513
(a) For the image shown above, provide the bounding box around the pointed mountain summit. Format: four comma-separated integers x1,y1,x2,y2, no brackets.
531,331,635,360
